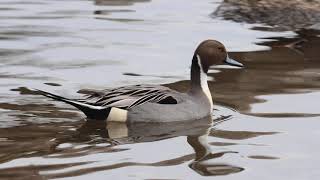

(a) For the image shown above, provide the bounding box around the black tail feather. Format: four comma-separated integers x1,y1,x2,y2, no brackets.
35,89,110,120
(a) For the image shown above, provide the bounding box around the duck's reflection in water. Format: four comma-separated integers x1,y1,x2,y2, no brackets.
188,133,244,176
0,116,247,178
105,116,214,144
96,115,244,176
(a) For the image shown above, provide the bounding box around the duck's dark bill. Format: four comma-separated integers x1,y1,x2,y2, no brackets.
224,56,244,67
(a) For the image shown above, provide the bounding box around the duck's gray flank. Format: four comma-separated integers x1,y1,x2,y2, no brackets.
35,39,243,122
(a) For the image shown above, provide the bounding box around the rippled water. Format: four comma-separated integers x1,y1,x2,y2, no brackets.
0,0,319,179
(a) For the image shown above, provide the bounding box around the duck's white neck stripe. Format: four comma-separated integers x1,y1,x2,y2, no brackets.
197,54,213,108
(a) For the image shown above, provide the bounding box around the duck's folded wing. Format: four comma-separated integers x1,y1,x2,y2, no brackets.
77,85,180,110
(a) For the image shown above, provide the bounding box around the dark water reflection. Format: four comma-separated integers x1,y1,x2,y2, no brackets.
213,0,320,31
0,116,253,179
95,0,151,6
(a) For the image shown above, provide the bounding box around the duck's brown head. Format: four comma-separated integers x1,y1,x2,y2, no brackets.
193,40,243,73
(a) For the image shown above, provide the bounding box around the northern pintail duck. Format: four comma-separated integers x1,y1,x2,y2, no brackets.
36,40,243,122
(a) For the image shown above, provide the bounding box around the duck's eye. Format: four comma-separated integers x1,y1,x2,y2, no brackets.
217,47,225,52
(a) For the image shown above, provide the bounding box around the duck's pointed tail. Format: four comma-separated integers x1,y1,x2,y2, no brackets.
35,89,110,120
